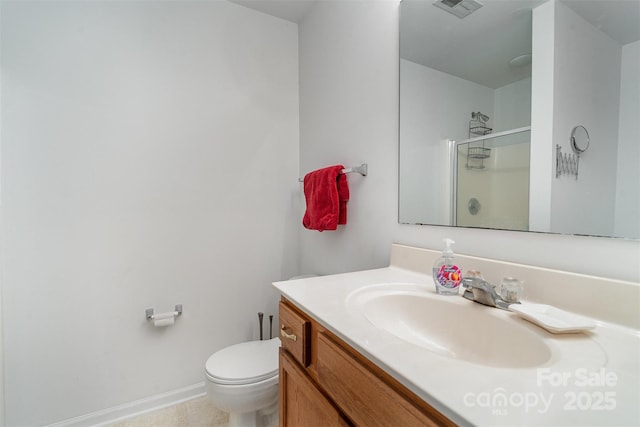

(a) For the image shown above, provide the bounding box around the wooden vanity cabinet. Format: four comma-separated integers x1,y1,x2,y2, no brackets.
278,299,455,427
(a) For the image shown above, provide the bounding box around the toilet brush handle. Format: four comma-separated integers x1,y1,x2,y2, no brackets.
269,315,273,339
258,312,264,340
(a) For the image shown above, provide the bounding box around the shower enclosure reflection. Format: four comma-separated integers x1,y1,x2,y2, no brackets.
451,127,531,230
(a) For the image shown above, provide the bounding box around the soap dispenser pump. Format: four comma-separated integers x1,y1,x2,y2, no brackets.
433,238,462,295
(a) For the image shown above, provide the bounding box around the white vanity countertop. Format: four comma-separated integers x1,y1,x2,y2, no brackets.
273,266,640,426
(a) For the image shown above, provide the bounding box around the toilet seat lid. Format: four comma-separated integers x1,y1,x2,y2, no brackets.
206,338,280,385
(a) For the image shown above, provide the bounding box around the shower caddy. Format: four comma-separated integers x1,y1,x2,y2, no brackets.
466,111,492,169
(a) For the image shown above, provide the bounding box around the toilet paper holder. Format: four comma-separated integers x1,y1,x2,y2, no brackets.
146,304,183,321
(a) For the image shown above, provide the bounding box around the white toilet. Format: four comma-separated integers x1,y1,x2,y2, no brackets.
205,337,280,427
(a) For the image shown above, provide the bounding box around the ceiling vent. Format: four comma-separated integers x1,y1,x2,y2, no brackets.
432,0,483,19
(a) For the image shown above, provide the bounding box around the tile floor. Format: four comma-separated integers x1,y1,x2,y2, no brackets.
108,397,228,427
108,396,278,427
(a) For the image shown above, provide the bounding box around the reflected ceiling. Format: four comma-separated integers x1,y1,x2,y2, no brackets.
401,0,639,89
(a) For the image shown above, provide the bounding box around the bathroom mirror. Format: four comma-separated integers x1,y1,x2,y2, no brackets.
399,0,640,239
570,125,590,154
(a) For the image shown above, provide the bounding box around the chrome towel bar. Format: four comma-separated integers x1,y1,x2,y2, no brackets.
298,163,367,182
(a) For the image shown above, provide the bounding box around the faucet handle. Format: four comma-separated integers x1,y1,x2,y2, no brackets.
499,277,524,303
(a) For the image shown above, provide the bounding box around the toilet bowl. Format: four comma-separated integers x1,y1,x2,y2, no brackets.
205,337,280,427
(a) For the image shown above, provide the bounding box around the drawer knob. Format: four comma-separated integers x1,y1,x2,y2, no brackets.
280,324,298,341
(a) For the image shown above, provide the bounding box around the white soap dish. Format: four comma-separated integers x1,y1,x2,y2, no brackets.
509,303,596,334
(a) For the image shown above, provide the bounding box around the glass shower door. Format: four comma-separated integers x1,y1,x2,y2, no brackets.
453,127,531,231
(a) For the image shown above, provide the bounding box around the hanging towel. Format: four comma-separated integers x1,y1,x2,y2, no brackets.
302,165,350,231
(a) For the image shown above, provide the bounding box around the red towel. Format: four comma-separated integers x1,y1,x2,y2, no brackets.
302,165,350,231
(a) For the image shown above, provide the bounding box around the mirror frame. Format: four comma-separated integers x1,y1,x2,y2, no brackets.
570,125,590,154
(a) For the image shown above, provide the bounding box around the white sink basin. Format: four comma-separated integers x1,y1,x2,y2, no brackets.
348,284,552,368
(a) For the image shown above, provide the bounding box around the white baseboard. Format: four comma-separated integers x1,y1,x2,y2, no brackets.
46,382,207,427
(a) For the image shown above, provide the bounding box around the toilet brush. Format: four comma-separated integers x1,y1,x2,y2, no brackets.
258,312,264,340
269,315,273,339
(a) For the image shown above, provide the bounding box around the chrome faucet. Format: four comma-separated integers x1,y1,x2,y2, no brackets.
461,277,519,310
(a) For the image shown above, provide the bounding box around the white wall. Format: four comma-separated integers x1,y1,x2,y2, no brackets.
0,2,5,422
0,3,4,419
615,40,640,239
492,77,531,132
529,0,555,233
0,1,298,425
550,1,621,237
399,59,494,225
299,1,639,284
298,0,399,275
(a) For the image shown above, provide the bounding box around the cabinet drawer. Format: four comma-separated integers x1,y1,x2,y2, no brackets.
317,332,453,427
279,301,311,367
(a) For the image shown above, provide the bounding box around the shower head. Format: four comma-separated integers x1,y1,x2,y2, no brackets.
472,111,490,123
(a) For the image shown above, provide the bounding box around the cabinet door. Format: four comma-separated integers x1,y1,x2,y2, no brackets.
279,349,350,427
317,333,454,427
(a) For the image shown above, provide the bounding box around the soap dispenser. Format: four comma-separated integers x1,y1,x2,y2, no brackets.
433,238,461,295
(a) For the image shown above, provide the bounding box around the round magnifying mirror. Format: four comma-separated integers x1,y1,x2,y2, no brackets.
570,125,590,154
